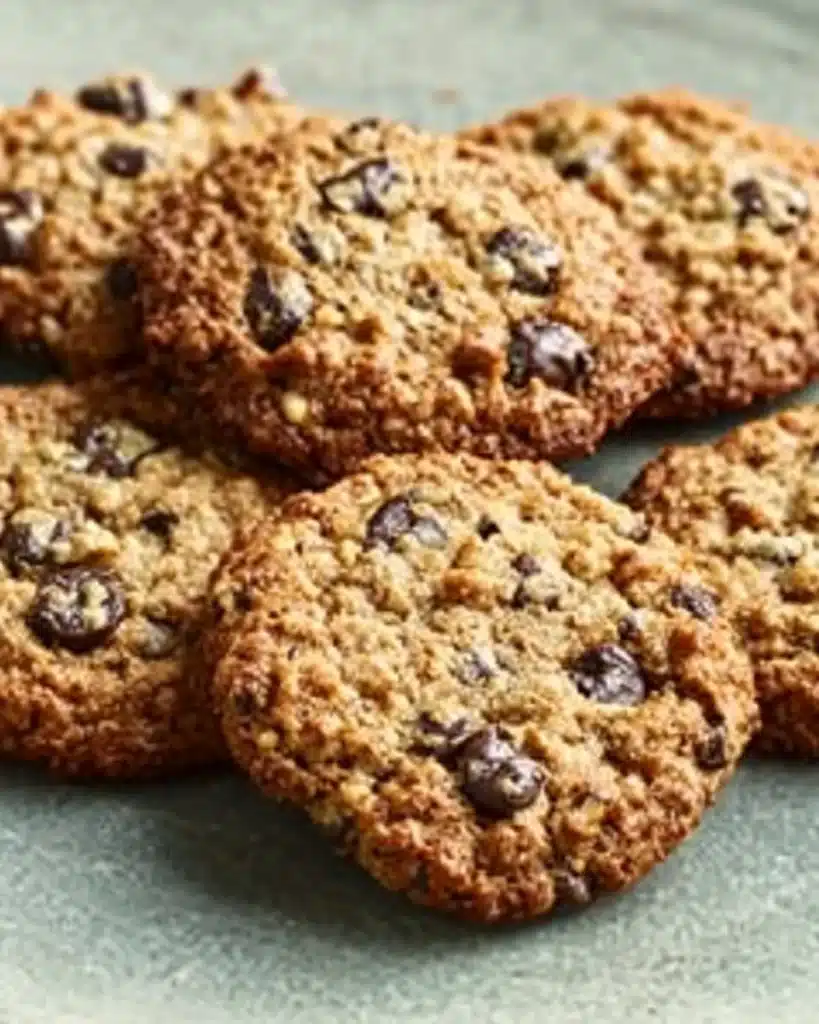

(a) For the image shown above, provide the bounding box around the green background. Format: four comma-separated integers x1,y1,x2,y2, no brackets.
1,1,818,1021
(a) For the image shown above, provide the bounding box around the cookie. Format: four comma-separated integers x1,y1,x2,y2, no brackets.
206,453,756,922
134,118,678,476
0,374,297,778
463,88,819,417
625,405,819,755
0,66,337,374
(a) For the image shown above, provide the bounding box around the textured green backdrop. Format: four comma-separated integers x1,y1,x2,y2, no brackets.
1,2,818,1021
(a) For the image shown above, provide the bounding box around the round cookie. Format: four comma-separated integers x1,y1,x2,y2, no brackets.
0,375,297,778
626,405,819,756
463,88,819,418
207,454,756,922
0,66,337,374
135,118,678,476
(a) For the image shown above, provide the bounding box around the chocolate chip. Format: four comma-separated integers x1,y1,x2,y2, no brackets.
27,567,126,653
243,266,313,352
291,224,323,265
511,581,559,610
617,610,645,644
407,280,443,311
670,583,719,622
457,727,542,817
137,618,180,659
334,117,385,154
731,178,766,224
318,158,411,218
732,174,810,234
76,77,172,123
509,553,544,607
556,145,610,180
570,643,647,706
104,258,139,301
414,712,475,759
1,510,68,577
512,553,540,577
506,319,593,390
625,517,651,543
484,226,562,295
459,648,496,685
73,420,161,478
476,515,500,540
364,494,447,550
411,515,448,548
98,143,151,178
364,495,415,549
139,508,179,543
0,189,43,266
694,724,728,770
553,869,593,907
177,87,199,107
232,65,286,100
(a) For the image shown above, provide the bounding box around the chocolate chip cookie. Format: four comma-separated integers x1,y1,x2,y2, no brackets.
0,66,335,374
0,375,296,778
464,88,819,417
207,453,756,922
626,405,819,755
135,119,678,476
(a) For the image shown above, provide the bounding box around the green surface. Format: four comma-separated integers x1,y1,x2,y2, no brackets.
1,2,819,1021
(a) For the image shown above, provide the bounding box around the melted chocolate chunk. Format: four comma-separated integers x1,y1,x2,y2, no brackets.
570,643,647,706
318,158,411,217
732,173,810,234
98,143,151,178
670,583,719,622
506,319,593,390
364,495,415,548
27,567,126,653
73,420,161,478
1,510,68,577
484,226,562,295
457,727,542,817
243,266,313,352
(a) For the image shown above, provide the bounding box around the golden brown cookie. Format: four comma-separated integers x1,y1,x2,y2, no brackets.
0,374,298,778
134,118,678,476
0,67,337,374
626,405,819,756
207,453,756,922
463,88,819,418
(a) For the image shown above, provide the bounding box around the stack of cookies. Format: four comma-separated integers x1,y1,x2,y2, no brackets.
2,67,819,924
